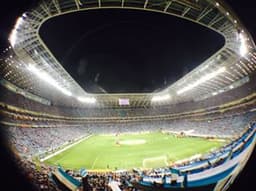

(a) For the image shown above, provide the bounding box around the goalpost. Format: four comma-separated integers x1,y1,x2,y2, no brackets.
142,155,169,169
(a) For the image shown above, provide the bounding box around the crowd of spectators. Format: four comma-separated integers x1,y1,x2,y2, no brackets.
48,122,254,191
9,153,60,191
84,110,256,137
5,110,256,159
7,126,90,157
1,79,256,190
139,124,255,185
1,110,255,191
79,171,138,191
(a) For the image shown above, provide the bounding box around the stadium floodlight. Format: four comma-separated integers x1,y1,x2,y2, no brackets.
9,29,18,47
22,13,27,18
77,96,96,104
239,33,248,57
27,64,72,96
9,16,24,47
177,67,226,95
151,94,171,102
119,98,129,106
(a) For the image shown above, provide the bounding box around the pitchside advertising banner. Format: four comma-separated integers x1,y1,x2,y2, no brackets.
119,98,129,106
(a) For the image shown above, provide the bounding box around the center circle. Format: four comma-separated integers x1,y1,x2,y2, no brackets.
118,139,146,145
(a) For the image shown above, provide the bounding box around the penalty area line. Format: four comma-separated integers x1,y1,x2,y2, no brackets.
142,155,169,168
91,156,99,169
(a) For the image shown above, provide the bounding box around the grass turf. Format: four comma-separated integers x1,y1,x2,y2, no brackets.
45,132,226,170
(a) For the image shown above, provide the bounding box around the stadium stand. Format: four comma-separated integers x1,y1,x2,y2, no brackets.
1,67,256,191
1,0,256,191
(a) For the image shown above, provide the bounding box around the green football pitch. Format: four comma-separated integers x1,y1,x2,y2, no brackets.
45,132,226,170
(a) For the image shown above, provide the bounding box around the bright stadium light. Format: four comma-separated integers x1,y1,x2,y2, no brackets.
9,16,24,47
9,30,18,47
151,94,171,102
119,98,129,106
239,33,248,57
177,67,226,95
27,64,72,96
77,96,96,104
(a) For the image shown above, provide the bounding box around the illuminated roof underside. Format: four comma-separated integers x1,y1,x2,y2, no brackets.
2,0,256,108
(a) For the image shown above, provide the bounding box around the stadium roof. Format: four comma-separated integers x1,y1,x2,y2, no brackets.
1,0,256,108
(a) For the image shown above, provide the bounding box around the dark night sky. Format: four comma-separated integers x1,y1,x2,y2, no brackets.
0,1,256,191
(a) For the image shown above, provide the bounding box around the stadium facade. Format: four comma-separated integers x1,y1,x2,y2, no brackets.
0,0,256,191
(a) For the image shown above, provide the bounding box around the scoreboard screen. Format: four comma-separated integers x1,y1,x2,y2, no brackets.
119,98,129,106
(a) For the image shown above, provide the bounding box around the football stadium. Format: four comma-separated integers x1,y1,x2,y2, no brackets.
0,0,256,191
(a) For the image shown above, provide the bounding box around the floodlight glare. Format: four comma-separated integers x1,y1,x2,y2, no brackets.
151,94,171,102
9,30,17,47
27,64,72,96
177,67,226,95
239,33,248,57
77,96,96,104
9,17,24,47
